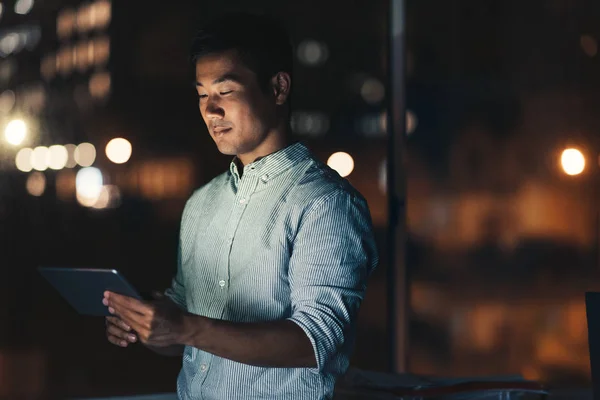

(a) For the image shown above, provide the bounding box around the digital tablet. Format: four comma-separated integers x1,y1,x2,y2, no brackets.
38,267,142,316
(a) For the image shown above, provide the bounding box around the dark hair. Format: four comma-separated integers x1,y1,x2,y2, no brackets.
190,12,294,93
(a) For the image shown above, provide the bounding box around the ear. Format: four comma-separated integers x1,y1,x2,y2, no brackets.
270,72,291,106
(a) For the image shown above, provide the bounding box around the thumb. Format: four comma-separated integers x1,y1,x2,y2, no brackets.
151,290,165,300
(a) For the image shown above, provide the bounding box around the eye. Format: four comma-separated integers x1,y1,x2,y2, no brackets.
198,94,208,100
220,90,233,96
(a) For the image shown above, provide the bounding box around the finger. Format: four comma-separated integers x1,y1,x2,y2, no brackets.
107,334,129,347
107,324,137,343
106,292,151,315
106,316,131,331
113,305,148,337
106,323,127,339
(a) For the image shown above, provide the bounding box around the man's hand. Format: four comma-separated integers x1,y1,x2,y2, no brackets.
103,291,189,348
105,315,137,347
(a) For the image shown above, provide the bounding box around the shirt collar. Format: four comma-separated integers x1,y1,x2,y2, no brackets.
229,142,310,183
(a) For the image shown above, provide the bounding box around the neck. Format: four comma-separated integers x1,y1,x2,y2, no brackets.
236,122,290,166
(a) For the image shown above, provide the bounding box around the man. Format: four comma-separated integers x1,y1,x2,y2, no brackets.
103,12,378,399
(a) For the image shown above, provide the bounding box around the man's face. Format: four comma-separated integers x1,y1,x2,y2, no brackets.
195,50,277,162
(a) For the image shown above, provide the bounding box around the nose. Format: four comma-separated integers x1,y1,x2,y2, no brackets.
204,96,224,119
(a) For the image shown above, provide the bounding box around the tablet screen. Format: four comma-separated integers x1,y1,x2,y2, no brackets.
39,267,142,316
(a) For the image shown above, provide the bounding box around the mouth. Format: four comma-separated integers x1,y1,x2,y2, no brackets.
212,127,232,136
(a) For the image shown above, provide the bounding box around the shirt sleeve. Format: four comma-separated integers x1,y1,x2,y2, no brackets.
164,239,187,310
287,190,378,374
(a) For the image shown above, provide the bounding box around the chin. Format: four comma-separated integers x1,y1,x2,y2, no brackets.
214,142,239,156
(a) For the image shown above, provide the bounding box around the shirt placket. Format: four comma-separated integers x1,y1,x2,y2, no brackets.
194,171,259,390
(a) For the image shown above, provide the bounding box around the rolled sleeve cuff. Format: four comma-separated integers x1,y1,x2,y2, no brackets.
287,311,342,374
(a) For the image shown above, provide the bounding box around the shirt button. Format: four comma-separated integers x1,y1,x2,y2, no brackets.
239,198,247,204
260,174,269,183
218,280,226,287
200,364,207,372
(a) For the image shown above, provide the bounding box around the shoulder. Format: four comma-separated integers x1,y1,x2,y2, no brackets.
291,156,367,215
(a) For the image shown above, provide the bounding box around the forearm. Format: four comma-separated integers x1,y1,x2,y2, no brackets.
181,315,316,368
146,343,185,357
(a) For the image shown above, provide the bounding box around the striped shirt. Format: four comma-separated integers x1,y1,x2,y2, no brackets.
165,142,378,399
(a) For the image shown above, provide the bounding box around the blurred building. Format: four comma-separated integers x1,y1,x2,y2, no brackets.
0,0,201,212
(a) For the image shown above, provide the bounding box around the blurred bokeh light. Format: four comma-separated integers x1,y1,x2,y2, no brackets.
14,0,34,15
297,39,328,66
64,144,77,168
4,118,27,145
379,159,386,193
92,184,121,209
406,109,418,135
91,0,112,30
89,71,111,98
360,77,385,104
56,169,76,201
92,36,110,66
57,8,76,39
26,171,46,196
290,111,329,136
47,145,68,170
31,146,48,171
0,89,16,113
580,34,598,57
15,147,33,172
74,142,96,167
75,166,103,206
105,137,132,164
561,148,585,176
327,151,355,177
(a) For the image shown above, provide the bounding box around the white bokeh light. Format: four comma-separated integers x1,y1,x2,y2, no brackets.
327,152,355,178
105,138,132,164
76,167,103,205
74,142,96,167
15,147,33,172
0,33,20,55
76,191,97,207
4,118,27,145
14,0,34,15
561,148,585,176
31,146,49,171
47,145,68,170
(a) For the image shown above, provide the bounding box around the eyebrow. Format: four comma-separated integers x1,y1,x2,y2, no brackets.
195,73,243,88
